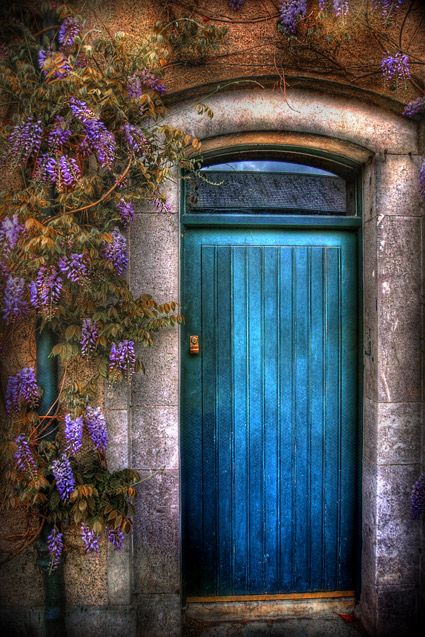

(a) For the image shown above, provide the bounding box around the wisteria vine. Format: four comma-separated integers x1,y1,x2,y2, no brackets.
0,5,191,567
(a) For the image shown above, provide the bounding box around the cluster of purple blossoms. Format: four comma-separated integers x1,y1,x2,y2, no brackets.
36,153,81,189
107,527,125,550
2,275,27,323
153,197,173,214
58,253,88,283
0,214,24,253
228,0,245,9
109,340,136,377
38,49,72,80
80,318,98,357
7,116,43,164
47,117,72,150
15,434,38,477
58,17,81,48
47,528,64,569
117,199,135,226
419,160,425,199
51,453,75,501
411,472,425,519
127,69,166,98
381,52,410,83
64,414,84,455
332,0,349,15
70,97,116,169
122,123,148,154
85,406,108,451
6,368,40,415
102,229,128,275
30,266,63,313
374,0,406,14
80,523,100,553
279,0,307,34
403,97,425,118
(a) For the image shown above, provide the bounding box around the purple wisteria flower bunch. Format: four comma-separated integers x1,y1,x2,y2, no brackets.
109,340,136,377
80,318,99,357
2,275,28,323
6,368,40,415
64,414,84,455
85,406,108,451
102,229,128,275
80,523,100,553
47,528,64,570
381,52,410,84
15,434,38,478
279,0,307,35
0,6,191,567
29,266,63,316
127,69,166,99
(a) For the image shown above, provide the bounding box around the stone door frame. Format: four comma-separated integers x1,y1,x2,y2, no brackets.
105,87,424,637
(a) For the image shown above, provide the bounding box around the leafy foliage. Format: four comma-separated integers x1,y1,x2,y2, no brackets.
0,3,200,566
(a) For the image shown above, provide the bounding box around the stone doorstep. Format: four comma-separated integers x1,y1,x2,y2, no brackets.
184,597,356,623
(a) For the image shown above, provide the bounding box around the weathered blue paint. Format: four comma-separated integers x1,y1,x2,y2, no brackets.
181,228,358,596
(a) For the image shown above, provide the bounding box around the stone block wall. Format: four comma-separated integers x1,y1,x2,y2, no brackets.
361,153,424,637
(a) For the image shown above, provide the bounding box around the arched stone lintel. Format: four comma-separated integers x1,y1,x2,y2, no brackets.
166,88,418,156
199,131,372,162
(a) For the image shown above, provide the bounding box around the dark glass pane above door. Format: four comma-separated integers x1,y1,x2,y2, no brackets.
186,160,354,215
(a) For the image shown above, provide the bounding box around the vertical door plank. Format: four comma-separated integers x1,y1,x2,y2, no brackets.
216,246,233,593
263,247,279,592
309,247,325,590
232,247,249,593
279,247,294,591
323,247,341,590
247,247,264,593
200,245,218,594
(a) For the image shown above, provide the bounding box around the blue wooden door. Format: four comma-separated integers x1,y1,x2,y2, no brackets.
181,228,358,597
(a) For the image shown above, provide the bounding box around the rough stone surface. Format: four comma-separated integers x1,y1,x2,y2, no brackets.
106,408,130,470
183,617,367,637
169,90,418,155
363,219,378,403
0,549,44,608
131,329,179,407
66,606,136,637
129,212,179,302
107,543,132,605
64,535,108,607
137,594,181,637
105,380,130,412
375,589,420,637
376,403,422,466
132,404,179,471
133,471,180,594
377,216,422,403
375,155,424,217
363,160,377,224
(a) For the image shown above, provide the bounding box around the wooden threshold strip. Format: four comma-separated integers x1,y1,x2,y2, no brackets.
186,591,355,603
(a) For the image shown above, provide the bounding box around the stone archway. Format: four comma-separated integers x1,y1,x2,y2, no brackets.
105,87,423,637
